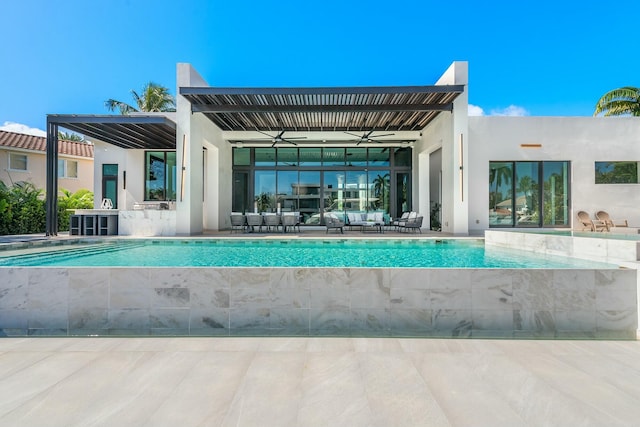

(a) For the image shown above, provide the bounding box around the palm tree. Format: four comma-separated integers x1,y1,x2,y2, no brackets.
594,87,640,116
57,131,84,142
105,82,176,114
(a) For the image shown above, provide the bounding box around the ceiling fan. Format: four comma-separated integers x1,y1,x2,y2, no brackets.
251,130,307,147
344,130,395,145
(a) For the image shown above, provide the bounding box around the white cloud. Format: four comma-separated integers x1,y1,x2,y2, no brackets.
488,105,529,117
0,121,47,137
468,104,485,116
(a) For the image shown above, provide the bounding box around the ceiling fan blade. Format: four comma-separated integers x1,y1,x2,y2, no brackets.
282,139,298,146
256,130,275,138
344,131,363,139
281,136,307,140
371,133,395,138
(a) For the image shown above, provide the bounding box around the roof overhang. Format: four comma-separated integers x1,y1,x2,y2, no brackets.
179,85,464,132
47,114,177,149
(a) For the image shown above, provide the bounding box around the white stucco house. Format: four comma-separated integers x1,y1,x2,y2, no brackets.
44,61,640,236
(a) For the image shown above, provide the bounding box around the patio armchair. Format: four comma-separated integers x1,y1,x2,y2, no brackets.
325,215,345,234
281,212,300,233
245,213,263,232
230,213,245,233
393,211,417,231
399,215,423,233
262,213,281,232
595,211,628,228
392,212,410,230
576,211,608,232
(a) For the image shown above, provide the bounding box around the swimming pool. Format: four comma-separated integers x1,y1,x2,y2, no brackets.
0,238,620,269
0,236,636,339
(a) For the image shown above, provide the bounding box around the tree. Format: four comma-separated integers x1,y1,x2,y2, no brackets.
57,131,84,142
594,87,640,117
105,82,176,114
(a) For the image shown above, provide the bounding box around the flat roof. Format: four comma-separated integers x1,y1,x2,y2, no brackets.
179,85,464,132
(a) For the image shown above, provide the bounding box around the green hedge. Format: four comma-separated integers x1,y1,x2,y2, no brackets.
0,181,93,235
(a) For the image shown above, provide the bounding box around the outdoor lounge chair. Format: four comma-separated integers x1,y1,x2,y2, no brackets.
245,213,263,232
230,213,245,233
281,212,300,233
393,211,417,231
262,213,281,232
325,215,345,234
392,212,410,230
576,211,608,232
399,215,423,233
595,211,628,228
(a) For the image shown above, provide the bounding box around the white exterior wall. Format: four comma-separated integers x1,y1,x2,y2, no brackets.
416,61,469,234
176,64,207,235
193,112,232,231
176,63,234,234
92,141,149,210
468,116,640,233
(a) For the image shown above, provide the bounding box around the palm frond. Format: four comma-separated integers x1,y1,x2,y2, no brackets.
107,81,176,114
104,99,138,115
594,86,640,116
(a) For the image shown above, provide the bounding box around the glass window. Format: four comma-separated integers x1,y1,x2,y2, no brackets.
369,171,390,213
103,164,118,176
346,148,367,167
254,170,276,212
489,161,570,228
323,171,346,213
299,148,321,166
58,159,66,178
543,161,570,226
277,148,298,166
346,170,368,211
67,160,78,178
489,162,514,226
515,162,540,226
394,147,411,167
277,170,298,211
165,151,177,201
255,148,276,166
298,171,320,224
595,161,639,184
233,148,251,166
368,148,390,166
322,148,345,166
58,159,78,178
145,151,176,201
9,153,27,171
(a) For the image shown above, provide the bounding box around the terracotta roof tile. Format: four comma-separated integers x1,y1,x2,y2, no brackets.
0,130,94,158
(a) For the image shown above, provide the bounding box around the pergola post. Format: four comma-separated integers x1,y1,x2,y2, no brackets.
45,117,59,236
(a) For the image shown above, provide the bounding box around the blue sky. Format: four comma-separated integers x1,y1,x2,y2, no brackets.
1,0,637,136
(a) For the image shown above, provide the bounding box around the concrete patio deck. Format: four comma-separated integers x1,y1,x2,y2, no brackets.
1,337,640,426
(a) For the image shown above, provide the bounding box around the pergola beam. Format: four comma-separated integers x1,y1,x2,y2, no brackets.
192,103,453,114
180,85,464,96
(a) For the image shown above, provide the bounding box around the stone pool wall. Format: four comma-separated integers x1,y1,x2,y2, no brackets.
0,266,637,339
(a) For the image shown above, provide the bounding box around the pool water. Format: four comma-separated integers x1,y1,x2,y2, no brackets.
0,239,620,269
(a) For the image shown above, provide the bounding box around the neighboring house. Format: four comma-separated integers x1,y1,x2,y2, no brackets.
0,130,94,194
43,62,640,236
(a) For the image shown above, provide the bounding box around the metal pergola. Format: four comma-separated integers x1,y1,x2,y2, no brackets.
45,84,464,236
45,115,176,236
179,85,464,132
